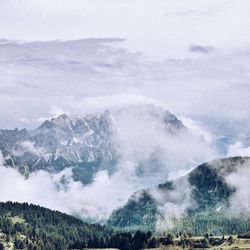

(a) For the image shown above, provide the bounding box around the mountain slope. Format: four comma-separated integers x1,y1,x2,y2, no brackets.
108,157,250,234
0,202,161,250
0,201,110,249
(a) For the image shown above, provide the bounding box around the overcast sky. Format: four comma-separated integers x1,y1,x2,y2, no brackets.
0,0,250,144
1,0,250,218
1,0,250,57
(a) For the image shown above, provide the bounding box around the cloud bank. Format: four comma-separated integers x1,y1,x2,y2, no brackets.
226,160,250,215
0,106,219,222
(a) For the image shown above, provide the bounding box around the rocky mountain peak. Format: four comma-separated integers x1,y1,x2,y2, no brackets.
0,105,185,184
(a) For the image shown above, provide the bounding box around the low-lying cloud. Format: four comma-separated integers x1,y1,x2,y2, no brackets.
227,141,250,157
225,159,250,214
0,107,220,222
150,177,192,231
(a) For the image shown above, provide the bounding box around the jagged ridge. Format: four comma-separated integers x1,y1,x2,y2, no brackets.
0,105,184,184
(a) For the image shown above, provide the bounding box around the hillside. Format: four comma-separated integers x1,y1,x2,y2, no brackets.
108,157,250,234
0,202,164,250
0,201,110,249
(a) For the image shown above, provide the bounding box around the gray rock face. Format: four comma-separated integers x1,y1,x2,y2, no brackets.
0,105,184,184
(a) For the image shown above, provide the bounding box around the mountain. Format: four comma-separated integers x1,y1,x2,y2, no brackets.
0,105,185,184
108,157,250,234
0,110,116,184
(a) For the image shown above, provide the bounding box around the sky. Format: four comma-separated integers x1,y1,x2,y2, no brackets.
1,0,250,57
0,0,250,144
1,0,250,221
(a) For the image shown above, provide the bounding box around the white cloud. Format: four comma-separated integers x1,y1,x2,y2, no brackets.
179,116,214,143
0,158,146,221
1,38,250,139
1,0,250,57
0,165,67,212
227,141,250,157
226,161,250,214
112,105,218,185
12,141,44,157
150,177,192,231
49,106,67,117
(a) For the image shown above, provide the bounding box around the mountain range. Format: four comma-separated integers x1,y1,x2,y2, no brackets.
1,105,248,236
0,105,185,184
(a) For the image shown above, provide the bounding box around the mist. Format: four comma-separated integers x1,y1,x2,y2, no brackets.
149,177,192,231
226,159,250,215
0,106,219,222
